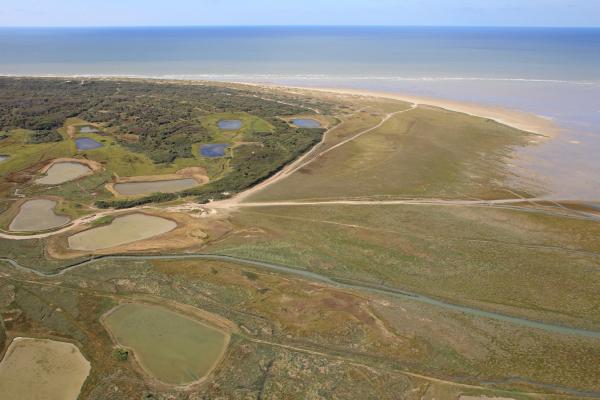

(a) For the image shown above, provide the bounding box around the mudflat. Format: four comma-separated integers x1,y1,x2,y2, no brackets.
0,337,90,400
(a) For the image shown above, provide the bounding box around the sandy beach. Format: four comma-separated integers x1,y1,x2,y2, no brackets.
238,82,559,137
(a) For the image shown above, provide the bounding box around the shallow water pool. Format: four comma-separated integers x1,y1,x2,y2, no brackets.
218,119,242,130
75,137,102,150
292,118,321,128
200,143,229,157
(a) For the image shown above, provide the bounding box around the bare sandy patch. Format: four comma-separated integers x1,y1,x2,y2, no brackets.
0,337,90,400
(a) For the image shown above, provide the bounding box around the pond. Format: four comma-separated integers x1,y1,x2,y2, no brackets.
68,213,177,251
114,178,199,196
79,126,99,133
292,118,322,128
200,143,229,158
35,162,92,185
218,119,242,130
103,303,228,385
0,155,8,163
9,199,70,232
0,337,90,400
75,137,102,150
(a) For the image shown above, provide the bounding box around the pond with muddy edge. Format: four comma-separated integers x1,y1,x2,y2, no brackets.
114,178,199,196
9,199,70,232
35,161,92,185
68,213,176,251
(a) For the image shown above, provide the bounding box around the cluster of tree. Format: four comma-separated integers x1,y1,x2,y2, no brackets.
26,129,63,144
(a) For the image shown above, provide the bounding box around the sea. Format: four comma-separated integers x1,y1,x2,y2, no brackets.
1,26,599,199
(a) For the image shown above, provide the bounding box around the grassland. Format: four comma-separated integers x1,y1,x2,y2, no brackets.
1,257,599,399
248,106,538,202
209,203,600,330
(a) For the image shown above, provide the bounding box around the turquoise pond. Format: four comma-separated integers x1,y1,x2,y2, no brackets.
75,137,103,150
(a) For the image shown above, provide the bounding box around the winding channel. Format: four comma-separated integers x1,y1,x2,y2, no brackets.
2,253,600,339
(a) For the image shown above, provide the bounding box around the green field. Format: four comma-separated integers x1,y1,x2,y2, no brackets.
248,106,537,202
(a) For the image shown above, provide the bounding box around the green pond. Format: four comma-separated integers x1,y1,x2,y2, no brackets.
104,303,228,385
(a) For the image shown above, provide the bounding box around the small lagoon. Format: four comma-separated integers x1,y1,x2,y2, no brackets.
9,199,70,232
218,119,242,130
68,213,176,251
103,303,228,385
200,144,229,158
75,137,102,150
36,162,92,185
0,155,8,163
292,118,321,128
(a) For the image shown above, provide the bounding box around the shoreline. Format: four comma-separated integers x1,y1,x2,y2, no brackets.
1,74,559,137
232,81,559,137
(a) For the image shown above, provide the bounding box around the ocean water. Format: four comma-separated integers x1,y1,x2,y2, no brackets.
1,26,599,199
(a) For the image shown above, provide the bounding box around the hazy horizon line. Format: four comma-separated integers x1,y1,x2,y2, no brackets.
1,24,599,29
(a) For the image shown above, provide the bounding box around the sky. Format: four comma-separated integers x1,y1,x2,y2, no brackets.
0,0,599,28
